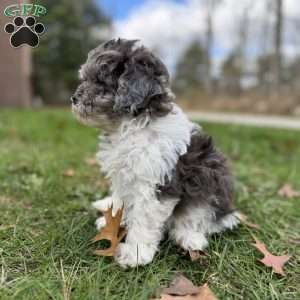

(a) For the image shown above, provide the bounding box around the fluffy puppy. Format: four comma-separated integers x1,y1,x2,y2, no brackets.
71,38,239,268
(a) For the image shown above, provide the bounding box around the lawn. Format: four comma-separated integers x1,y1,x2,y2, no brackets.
0,109,299,300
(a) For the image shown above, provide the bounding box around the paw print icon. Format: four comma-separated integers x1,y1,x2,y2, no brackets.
4,16,45,48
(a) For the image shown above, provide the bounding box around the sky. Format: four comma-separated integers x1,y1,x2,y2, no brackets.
96,0,300,76
99,0,185,20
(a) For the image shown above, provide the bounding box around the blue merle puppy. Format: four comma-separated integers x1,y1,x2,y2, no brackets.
71,38,239,268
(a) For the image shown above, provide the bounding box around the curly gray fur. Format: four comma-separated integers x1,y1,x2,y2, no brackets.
71,38,238,267
71,38,174,127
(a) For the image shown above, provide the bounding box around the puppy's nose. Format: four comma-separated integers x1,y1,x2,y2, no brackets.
70,96,78,105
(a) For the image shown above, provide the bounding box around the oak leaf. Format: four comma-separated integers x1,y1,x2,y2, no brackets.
92,207,126,256
278,183,300,199
252,236,291,275
197,284,219,300
161,274,200,296
188,250,208,262
153,275,218,300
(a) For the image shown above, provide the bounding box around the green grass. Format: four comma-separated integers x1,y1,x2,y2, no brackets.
0,109,299,300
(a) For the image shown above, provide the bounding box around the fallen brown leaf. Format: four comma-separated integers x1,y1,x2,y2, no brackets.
237,212,260,230
161,275,200,296
92,207,126,256
62,169,75,177
278,183,300,199
85,158,98,166
197,284,219,300
252,236,291,275
188,250,208,262
153,275,219,300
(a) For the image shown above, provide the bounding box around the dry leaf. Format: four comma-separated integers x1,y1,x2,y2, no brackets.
252,236,291,275
92,207,126,256
154,275,218,300
158,284,218,300
62,169,75,177
85,158,98,166
197,284,219,300
188,250,208,262
238,212,260,230
278,183,300,199
161,275,200,296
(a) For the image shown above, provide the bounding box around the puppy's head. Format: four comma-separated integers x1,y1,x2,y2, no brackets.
71,38,174,129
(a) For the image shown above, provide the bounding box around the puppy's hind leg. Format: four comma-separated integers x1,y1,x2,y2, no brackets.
168,210,209,251
169,204,240,251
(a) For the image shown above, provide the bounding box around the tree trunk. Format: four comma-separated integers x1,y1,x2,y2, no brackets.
273,0,283,95
204,0,213,95
204,0,222,96
234,0,253,96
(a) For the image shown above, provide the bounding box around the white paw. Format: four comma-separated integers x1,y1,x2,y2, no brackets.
92,197,113,212
221,212,241,230
114,243,156,268
95,216,106,230
175,232,208,251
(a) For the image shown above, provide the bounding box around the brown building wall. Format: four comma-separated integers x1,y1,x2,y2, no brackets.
0,0,32,107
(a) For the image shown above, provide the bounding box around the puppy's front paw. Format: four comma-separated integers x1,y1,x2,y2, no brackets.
92,197,113,212
114,243,156,268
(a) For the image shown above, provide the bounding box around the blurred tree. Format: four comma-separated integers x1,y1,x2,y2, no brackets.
272,0,283,95
33,0,110,104
285,57,300,95
256,0,273,95
220,51,242,96
256,54,273,94
219,0,254,97
259,0,273,58
173,41,206,95
204,0,222,95
236,1,253,71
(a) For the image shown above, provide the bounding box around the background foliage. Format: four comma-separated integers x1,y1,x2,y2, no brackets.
33,0,110,104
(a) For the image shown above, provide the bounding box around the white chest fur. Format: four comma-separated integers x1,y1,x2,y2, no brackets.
96,104,196,214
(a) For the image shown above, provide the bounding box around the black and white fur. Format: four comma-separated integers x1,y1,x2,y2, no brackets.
71,39,239,268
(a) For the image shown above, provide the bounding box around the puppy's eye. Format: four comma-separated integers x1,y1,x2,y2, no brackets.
114,63,125,77
138,59,149,67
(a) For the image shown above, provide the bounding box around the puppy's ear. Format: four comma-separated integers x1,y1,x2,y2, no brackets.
114,50,171,115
